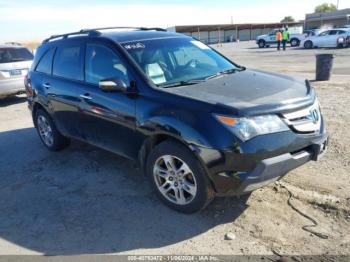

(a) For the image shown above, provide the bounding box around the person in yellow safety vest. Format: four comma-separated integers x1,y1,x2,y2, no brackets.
276,30,282,51
282,28,289,51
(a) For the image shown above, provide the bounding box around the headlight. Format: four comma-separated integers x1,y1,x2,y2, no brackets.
214,114,289,141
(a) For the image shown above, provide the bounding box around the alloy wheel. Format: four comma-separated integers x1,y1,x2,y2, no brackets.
153,155,197,205
37,115,54,147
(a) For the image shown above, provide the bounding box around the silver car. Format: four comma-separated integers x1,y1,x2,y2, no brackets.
0,43,33,99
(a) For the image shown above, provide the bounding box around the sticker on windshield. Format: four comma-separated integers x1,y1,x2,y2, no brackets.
191,40,210,50
123,43,145,50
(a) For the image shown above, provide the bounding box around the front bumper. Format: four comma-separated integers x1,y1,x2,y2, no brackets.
234,136,328,195
206,133,328,196
0,77,26,98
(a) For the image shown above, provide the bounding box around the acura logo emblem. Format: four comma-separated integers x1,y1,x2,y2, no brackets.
309,109,319,124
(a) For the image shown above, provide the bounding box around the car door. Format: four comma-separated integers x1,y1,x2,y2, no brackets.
49,41,85,138
79,41,143,159
324,30,339,47
315,31,330,47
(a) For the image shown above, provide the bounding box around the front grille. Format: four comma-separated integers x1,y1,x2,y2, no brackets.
281,101,322,134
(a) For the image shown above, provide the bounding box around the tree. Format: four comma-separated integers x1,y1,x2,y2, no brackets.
314,3,337,13
280,16,295,23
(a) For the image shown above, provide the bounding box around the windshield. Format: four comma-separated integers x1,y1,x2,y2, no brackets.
122,37,239,87
0,47,34,64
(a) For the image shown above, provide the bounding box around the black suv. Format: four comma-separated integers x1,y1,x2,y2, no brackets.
26,27,328,213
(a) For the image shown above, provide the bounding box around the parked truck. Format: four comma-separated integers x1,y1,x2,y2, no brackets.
256,26,305,48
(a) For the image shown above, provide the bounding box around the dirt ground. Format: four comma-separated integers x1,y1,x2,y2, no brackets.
0,41,349,257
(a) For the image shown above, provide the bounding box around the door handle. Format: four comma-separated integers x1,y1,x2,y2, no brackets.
43,82,51,89
80,93,92,100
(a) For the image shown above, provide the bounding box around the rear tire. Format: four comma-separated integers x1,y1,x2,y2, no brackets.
337,37,345,48
146,140,214,213
304,40,313,49
258,40,266,48
35,109,70,151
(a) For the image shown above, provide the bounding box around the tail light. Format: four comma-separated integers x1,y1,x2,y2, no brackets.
24,74,33,97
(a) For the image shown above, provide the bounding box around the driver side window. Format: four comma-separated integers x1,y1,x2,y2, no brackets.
85,44,130,85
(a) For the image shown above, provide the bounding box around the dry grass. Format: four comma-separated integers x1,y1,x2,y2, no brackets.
20,41,40,51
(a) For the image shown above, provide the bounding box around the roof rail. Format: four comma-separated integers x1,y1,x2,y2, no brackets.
42,29,101,43
42,27,167,43
79,26,167,32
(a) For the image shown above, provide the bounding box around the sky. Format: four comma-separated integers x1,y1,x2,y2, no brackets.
0,0,349,41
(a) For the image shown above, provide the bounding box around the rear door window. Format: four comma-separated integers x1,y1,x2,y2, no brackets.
53,45,83,81
35,48,55,75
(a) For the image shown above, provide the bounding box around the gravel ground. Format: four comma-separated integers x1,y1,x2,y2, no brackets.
0,41,349,257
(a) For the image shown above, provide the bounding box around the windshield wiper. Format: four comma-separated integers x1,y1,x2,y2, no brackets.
159,79,204,88
205,68,239,81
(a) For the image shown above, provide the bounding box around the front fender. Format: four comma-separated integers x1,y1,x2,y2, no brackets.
137,116,226,190
138,116,211,149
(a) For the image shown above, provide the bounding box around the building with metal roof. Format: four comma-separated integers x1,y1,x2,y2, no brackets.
305,8,350,29
170,22,304,44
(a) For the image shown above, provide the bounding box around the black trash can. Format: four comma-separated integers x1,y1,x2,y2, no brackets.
316,54,334,81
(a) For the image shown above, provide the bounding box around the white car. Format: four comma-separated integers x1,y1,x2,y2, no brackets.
0,43,33,99
301,29,350,49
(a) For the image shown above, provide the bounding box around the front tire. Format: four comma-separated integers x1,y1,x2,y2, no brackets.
146,140,214,213
290,38,300,47
35,109,70,151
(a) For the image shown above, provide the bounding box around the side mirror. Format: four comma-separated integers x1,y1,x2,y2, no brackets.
99,78,128,93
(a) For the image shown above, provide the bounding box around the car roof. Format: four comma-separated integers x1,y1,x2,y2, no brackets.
42,28,190,46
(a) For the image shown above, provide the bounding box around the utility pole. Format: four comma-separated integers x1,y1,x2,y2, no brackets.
337,0,339,9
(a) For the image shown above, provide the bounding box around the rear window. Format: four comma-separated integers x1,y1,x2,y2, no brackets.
53,45,83,81
0,47,34,64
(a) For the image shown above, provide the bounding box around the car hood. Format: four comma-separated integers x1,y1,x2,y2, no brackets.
164,69,314,116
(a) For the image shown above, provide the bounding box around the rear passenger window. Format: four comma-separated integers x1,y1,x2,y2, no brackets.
85,44,130,85
53,45,83,81
36,48,55,75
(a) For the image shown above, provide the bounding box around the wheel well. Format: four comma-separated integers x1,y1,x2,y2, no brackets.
32,102,46,127
138,134,218,192
304,40,313,47
139,134,182,172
